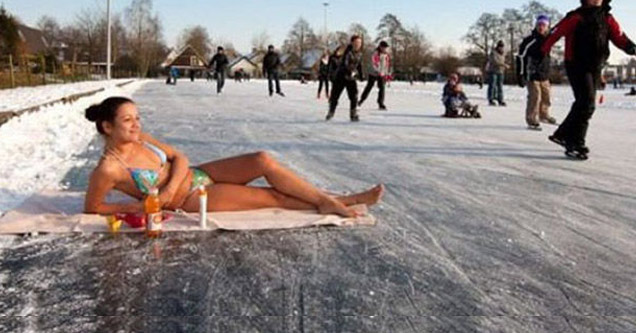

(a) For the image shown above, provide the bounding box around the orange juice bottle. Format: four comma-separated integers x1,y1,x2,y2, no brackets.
145,188,163,238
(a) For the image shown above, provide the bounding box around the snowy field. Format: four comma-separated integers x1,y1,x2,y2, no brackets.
0,79,635,332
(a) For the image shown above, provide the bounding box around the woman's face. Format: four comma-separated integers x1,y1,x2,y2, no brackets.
353,38,363,51
103,102,142,143
585,0,603,7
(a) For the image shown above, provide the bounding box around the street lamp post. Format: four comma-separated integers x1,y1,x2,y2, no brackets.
323,2,329,44
106,0,112,80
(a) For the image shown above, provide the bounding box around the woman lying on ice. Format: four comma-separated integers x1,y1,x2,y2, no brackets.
83,97,384,217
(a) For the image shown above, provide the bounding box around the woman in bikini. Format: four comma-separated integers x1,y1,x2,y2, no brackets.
84,97,384,217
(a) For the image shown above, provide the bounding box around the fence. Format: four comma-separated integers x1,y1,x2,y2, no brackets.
0,54,134,90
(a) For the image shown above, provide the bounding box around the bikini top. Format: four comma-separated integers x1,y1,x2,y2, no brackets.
106,142,168,195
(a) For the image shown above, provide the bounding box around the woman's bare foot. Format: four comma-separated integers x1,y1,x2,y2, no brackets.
337,184,385,207
318,197,358,218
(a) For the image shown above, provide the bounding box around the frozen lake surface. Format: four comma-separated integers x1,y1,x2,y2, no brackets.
1,79,635,332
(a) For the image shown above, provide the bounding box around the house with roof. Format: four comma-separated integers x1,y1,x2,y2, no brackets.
161,44,208,76
228,55,258,78
16,24,49,56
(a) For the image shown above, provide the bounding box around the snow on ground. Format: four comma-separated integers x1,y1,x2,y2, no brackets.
0,79,136,112
0,79,635,332
0,80,145,215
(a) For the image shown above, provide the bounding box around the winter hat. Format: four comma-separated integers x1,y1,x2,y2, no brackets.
496,40,505,48
217,46,224,51
536,15,550,26
379,41,389,49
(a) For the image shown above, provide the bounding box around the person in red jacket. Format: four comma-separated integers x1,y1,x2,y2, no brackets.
541,0,635,160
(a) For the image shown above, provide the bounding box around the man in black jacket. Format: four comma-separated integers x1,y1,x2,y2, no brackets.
326,35,364,122
516,15,557,131
209,46,229,94
542,0,636,159
263,45,285,97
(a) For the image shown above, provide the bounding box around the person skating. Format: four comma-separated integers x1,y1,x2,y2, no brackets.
626,87,636,96
317,50,330,99
208,46,229,94
169,67,179,85
542,0,635,160
263,45,285,97
326,35,364,122
486,40,509,106
517,15,558,131
359,41,391,111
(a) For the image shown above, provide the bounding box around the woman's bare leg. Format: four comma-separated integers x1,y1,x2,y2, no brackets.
181,184,315,213
335,184,385,207
196,152,358,217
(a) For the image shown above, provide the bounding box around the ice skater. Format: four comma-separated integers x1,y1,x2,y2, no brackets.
542,0,635,160
317,50,330,99
263,45,285,97
486,40,509,106
326,35,364,122
516,15,557,131
83,97,384,217
208,46,229,94
358,41,391,111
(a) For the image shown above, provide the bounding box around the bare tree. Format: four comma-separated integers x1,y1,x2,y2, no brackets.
282,17,318,59
251,31,270,52
463,13,504,56
178,25,212,59
75,6,102,70
125,0,165,77
433,47,462,77
37,15,62,46
402,26,433,73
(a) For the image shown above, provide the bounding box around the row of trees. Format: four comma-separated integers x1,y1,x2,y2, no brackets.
274,14,433,76
463,1,563,69
0,0,167,78
3,0,563,80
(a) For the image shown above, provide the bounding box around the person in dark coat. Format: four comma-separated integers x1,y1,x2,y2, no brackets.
263,45,285,97
326,35,364,122
209,46,229,94
516,15,557,130
542,0,635,158
317,50,330,99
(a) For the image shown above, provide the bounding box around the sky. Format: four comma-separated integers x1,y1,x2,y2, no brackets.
4,0,636,63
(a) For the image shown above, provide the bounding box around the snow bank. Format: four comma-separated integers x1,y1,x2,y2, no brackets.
0,80,146,215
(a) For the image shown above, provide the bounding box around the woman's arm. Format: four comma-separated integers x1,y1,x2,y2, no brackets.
84,163,143,215
140,133,190,206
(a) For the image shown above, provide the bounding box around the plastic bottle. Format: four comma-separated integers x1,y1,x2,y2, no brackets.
145,188,163,238
198,185,207,229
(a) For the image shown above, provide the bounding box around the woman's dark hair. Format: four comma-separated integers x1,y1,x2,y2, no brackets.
350,35,362,43
85,97,134,135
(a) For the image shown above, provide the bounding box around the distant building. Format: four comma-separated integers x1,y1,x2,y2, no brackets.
16,24,49,56
161,45,208,76
228,55,259,78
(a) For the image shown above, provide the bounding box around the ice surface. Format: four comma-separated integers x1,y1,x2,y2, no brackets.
0,79,635,332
